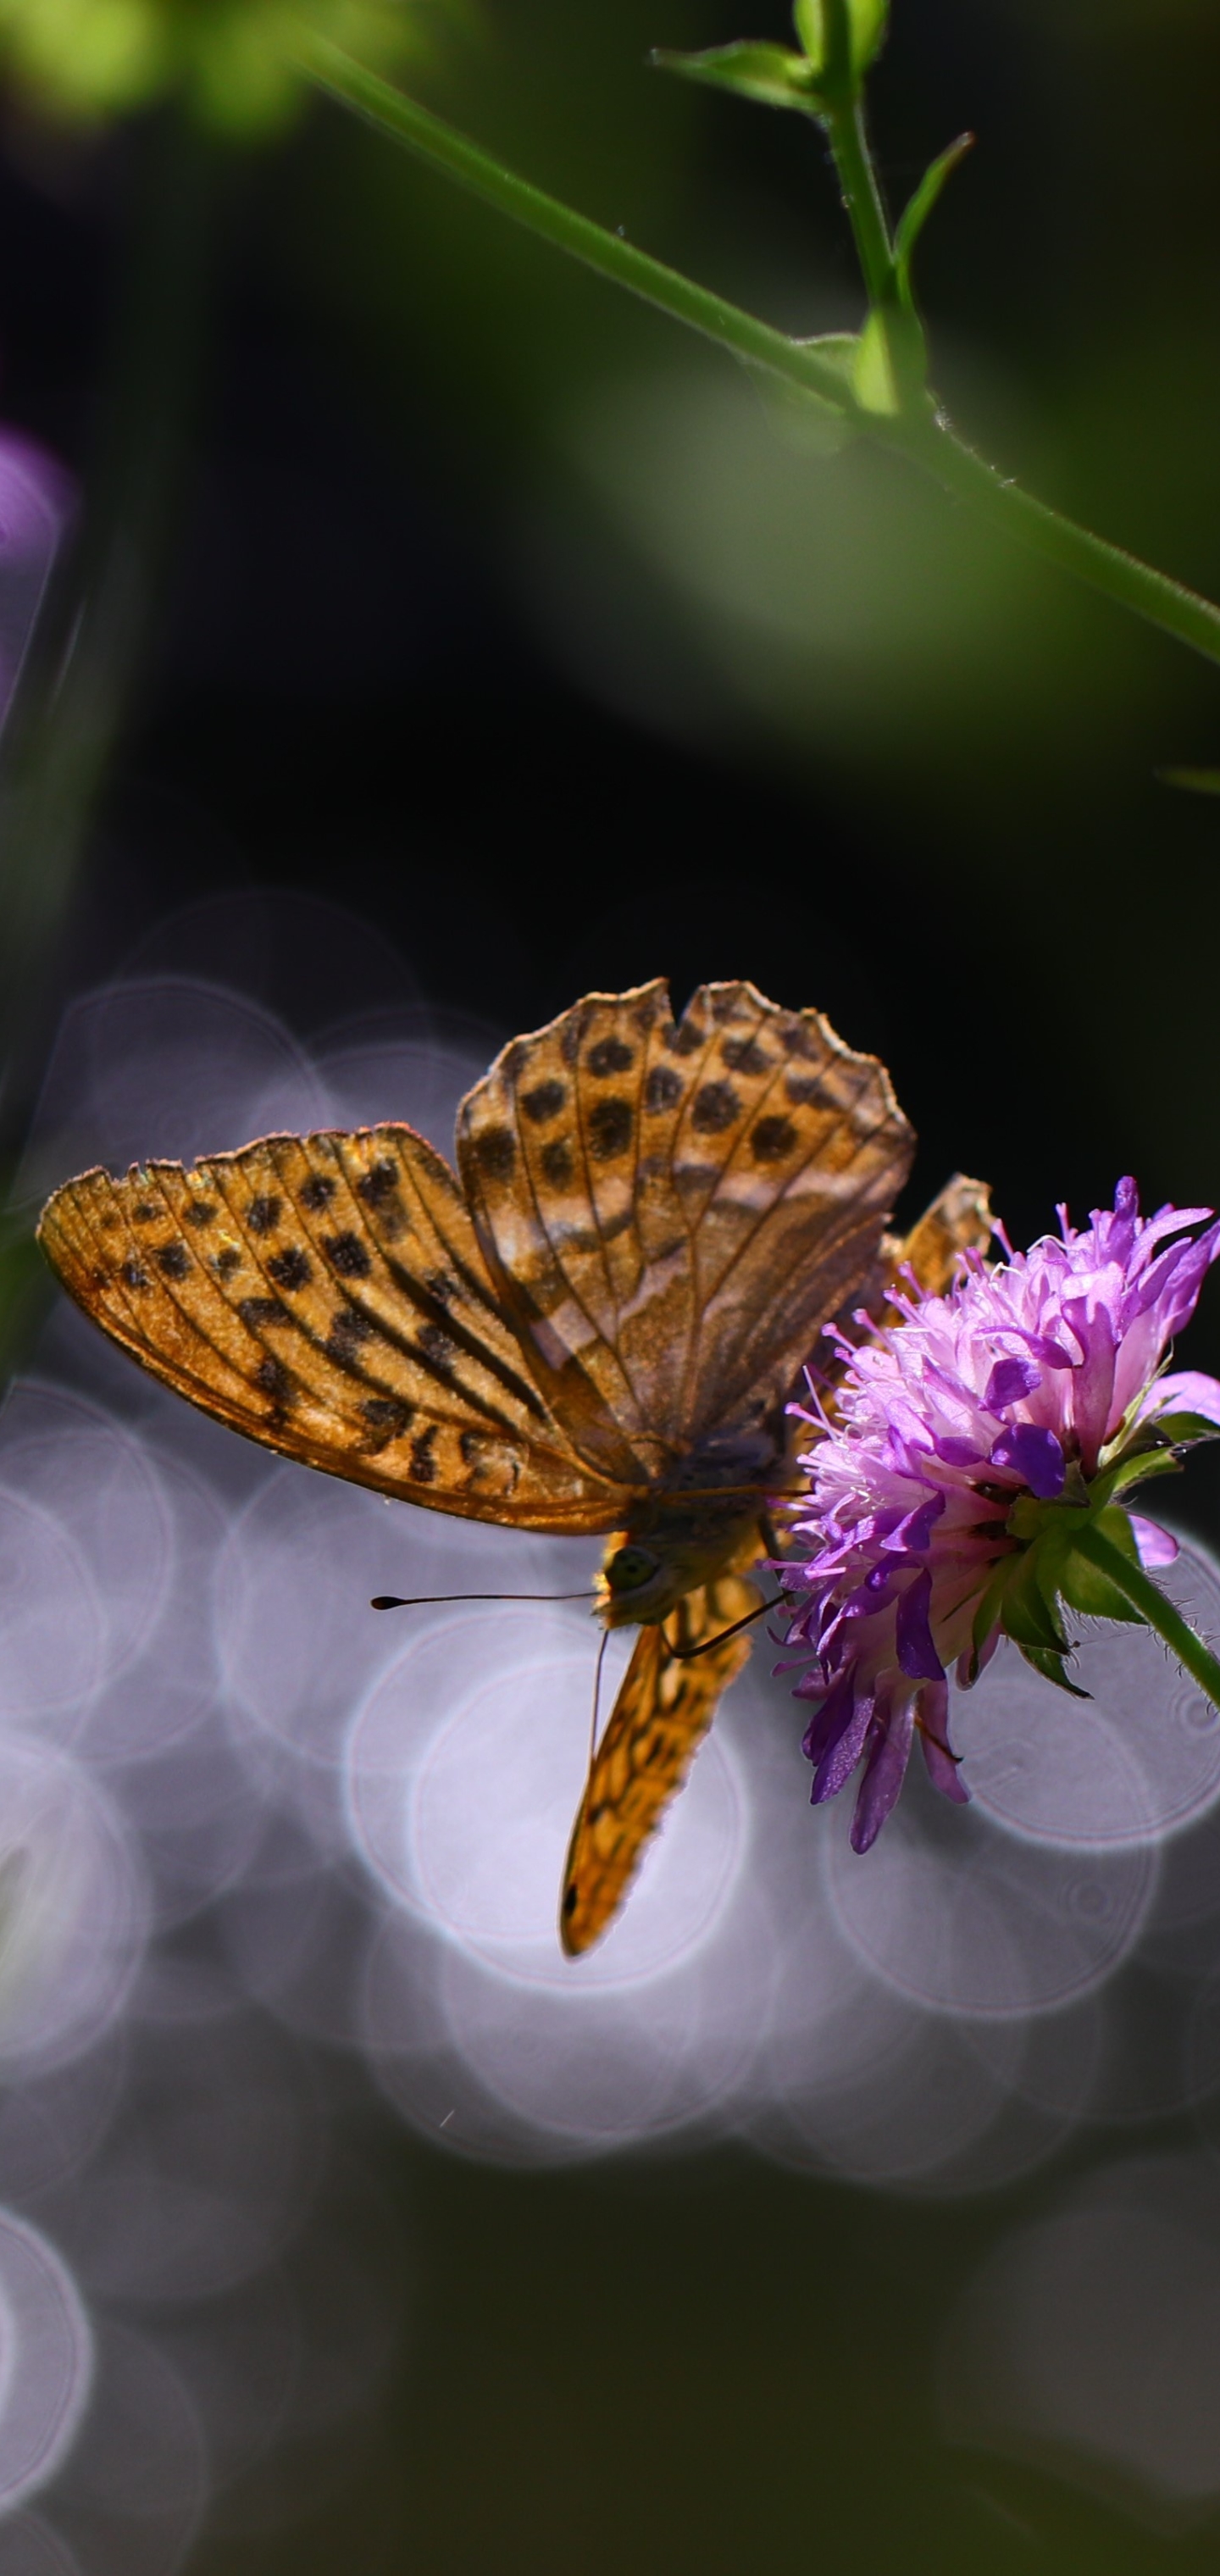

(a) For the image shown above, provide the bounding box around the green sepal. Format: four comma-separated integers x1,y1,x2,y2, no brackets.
1091,1445,1183,1509
999,1541,1072,1656
892,134,973,309
1017,1643,1092,1701
962,1555,1014,1685
651,42,822,114
1059,1506,1145,1623
794,0,888,82
852,306,927,414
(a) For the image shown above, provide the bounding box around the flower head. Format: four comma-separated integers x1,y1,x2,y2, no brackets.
779,1179,1220,1853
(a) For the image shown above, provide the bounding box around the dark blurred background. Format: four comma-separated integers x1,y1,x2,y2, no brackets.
3,2,1220,2568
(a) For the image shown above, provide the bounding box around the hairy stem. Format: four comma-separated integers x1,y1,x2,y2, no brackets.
302,41,1220,672
823,97,895,307
1073,1526,1220,1712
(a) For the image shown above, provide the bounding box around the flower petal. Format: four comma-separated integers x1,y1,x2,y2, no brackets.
990,1422,1066,1497
1129,1513,1179,1568
896,1568,945,1680
1139,1370,1220,1430
850,1702,916,1852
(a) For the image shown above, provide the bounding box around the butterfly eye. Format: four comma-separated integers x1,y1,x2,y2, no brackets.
606,1544,660,1595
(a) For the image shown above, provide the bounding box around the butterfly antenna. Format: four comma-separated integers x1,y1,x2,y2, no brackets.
370,1590,594,1611
666,1594,786,1660
588,1626,611,1773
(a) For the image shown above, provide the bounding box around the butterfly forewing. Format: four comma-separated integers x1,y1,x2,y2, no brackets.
37,1127,631,1531
457,980,913,1486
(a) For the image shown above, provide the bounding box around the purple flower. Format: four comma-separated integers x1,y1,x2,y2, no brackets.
779,1180,1220,1853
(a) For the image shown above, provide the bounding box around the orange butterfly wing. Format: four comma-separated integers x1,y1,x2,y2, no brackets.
457,980,914,1490
559,1551,767,1956
36,1124,632,1532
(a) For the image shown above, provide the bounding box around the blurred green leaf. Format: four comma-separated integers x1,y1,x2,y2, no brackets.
1158,765,1220,794
0,0,433,135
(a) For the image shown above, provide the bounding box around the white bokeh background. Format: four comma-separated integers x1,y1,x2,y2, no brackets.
6,892,1220,2554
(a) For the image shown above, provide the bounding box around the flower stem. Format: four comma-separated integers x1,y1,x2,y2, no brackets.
822,97,895,308
302,41,1220,673
1073,1525,1220,1711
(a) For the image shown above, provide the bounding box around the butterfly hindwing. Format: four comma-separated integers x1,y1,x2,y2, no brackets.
457,980,914,1487
559,1548,766,1955
36,1126,632,1531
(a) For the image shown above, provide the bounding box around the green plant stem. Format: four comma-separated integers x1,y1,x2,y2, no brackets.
302,40,1220,674
823,98,895,307
1073,1526,1220,1711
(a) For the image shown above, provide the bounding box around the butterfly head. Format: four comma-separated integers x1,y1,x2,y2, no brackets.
596,1503,765,1629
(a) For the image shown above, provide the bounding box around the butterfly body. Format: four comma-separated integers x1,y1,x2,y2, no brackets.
37,978,984,1954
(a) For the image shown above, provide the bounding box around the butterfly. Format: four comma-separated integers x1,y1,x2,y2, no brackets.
36,978,990,1953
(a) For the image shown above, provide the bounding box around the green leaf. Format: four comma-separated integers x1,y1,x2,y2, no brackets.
1158,768,1220,796
1017,1644,1092,1700
1137,1410,1220,1449
892,135,973,308
651,42,822,113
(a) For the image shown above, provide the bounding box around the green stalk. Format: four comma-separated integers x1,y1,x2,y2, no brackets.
822,97,895,308
1073,1525,1220,1712
301,41,1220,673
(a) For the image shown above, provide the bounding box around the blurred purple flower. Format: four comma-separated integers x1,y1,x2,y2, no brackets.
0,430,74,728
779,1179,1220,1853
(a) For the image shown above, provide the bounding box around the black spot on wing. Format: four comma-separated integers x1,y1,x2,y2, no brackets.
356,1159,399,1206
247,1196,281,1235
586,1036,634,1077
362,1396,413,1432
722,1036,771,1075
239,1296,290,1328
521,1080,567,1124
267,1245,311,1290
691,1082,741,1135
255,1354,294,1404
751,1115,797,1163
409,1425,440,1483
323,1232,373,1281
299,1174,336,1211
645,1064,683,1113
473,1125,516,1181
587,1097,633,1162
156,1242,190,1280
